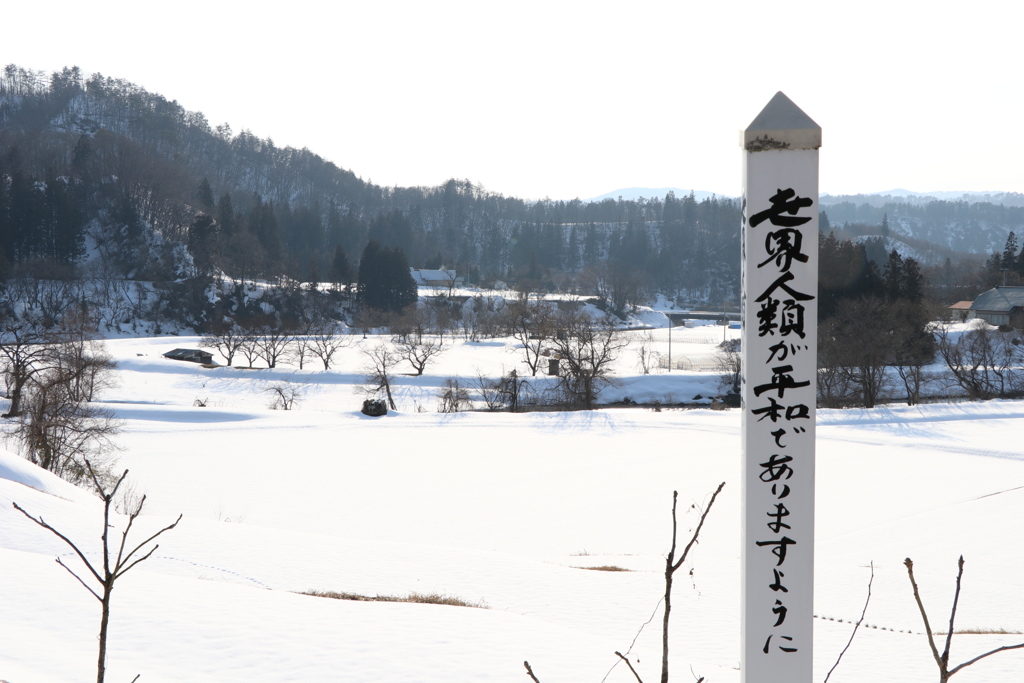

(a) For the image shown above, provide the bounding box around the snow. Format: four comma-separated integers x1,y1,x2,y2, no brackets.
2,333,1024,682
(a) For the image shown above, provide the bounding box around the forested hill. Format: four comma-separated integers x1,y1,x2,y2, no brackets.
821,197,1024,256
0,64,740,303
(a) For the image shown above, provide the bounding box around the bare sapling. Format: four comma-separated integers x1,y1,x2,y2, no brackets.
904,555,1024,682
661,484,724,683
823,561,874,683
361,344,400,410
13,461,182,683
523,484,724,683
265,381,302,410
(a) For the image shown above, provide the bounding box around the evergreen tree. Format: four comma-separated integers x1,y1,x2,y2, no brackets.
189,213,216,273
7,173,35,261
247,195,281,262
424,251,443,270
357,240,417,312
329,245,351,285
1003,231,1020,275
884,249,905,300
307,258,321,292
42,178,84,264
197,178,215,209
217,193,235,236
71,134,93,178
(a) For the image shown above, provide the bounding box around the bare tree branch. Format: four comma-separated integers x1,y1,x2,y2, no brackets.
114,494,145,571
824,561,874,683
662,483,725,683
56,556,102,601
115,514,182,577
948,642,1024,676
671,483,725,573
905,555,1024,682
904,557,946,672
942,555,965,668
12,502,103,585
523,660,541,683
615,651,645,683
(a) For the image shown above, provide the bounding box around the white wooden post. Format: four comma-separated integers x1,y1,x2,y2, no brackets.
741,92,820,683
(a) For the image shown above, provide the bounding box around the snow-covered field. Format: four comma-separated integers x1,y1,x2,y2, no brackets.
2,332,1024,682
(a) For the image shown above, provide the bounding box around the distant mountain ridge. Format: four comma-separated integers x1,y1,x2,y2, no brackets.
821,190,1024,208
588,188,724,203
594,188,1024,210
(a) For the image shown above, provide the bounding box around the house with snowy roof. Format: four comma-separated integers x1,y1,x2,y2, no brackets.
409,269,464,288
967,286,1024,328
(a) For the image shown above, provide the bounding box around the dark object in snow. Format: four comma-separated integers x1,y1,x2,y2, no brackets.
361,399,388,417
722,392,741,408
719,337,741,352
163,348,214,364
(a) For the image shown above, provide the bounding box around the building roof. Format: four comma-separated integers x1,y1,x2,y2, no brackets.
163,348,213,361
409,268,461,285
948,301,974,310
969,286,1024,313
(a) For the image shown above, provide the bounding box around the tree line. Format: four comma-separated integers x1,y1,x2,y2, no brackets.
1,64,739,303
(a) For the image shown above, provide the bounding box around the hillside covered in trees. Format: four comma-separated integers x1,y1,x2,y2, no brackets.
0,65,740,305
4,64,1024,318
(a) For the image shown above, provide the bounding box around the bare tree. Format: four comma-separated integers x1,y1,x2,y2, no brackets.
500,369,530,412
397,336,446,376
887,300,936,406
254,316,297,369
202,317,245,366
289,332,315,370
13,363,122,485
818,298,894,408
715,339,741,395
580,259,644,319
475,371,505,411
362,343,401,410
306,317,352,370
549,310,627,409
936,322,1023,400
502,294,553,377
354,306,389,338
905,556,1024,682
428,297,459,345
13,462,182,683
634,331,656,375
20,277,84,327
265,382,302,410
0,309,53,416
117,280,152,324
437,377,471,412
236,315,263,368
49,310,116,403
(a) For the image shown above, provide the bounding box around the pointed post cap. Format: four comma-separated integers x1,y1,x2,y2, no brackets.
742,92,821,151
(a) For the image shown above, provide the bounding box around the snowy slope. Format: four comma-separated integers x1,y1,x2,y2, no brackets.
2,338,1024,682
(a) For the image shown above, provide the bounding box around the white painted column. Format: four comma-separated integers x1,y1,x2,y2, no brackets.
740,92,820,683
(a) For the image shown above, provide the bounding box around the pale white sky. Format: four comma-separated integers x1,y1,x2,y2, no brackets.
3,1,1021,200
